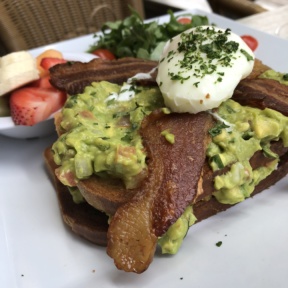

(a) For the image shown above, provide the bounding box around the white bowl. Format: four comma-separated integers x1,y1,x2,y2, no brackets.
0,52,96,139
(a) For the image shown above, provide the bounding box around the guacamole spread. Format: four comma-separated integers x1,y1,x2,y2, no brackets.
207,99,288,204
259,70,288,86
52,81,164,189
158,206,197,254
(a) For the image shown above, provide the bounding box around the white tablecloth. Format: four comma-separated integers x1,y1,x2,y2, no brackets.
238,4,288,39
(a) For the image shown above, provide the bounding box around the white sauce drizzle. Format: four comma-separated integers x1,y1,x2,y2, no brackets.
106,83,135,102
208,110,234,132
106,67,157,102
127,67,157,84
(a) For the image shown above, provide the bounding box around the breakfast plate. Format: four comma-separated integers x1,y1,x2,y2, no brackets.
0,52,96,139
1,9,288,288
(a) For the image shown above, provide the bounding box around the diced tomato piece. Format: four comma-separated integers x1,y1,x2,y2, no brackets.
241,35,258,51
177,17,192,24
40,57,67,70
10,87,66,126
29,75,53,89
91,49,116,60
55,168,78,187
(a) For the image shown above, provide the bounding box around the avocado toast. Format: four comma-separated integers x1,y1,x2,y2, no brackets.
43,52,288,273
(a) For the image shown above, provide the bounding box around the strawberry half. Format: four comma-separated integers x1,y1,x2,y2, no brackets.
10,87,66,126
30,75,53,89
40,57,67,70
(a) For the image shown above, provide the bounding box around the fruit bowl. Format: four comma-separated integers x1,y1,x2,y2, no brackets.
0,112,58,138
0,52,96,139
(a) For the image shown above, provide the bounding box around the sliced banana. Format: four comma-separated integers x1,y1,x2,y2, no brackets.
0,51,39,96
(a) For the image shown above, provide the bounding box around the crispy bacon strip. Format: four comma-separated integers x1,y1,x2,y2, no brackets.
107,110,214,273
233,78,288,116
49,57,158,95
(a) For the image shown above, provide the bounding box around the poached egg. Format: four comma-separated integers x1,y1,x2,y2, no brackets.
156,26,255,114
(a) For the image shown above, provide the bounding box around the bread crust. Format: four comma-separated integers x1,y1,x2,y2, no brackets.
44,148,109,246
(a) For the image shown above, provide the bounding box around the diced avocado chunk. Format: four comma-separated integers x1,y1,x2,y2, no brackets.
68,186,85,204
253,115,281,140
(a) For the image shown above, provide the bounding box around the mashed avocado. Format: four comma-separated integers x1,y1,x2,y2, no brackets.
259,70,288,86
207,99,288,204
158,206,197,254
52,81,164,189
161,129,175,144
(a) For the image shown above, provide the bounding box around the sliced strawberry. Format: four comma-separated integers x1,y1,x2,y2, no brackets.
47,89,67,112
10,87,66,126
29,75,53,89
40,57,67,70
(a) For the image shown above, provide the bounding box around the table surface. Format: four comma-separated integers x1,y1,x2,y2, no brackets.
238,4,288,39
146,0,288,40
255,0,288,10
145,0,212,12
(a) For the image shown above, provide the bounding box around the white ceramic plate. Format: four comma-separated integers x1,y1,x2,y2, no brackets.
0,52,96,139
1,9,288,288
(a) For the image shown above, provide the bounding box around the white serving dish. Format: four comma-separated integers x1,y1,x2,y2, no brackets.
1,9,288,288
0,52,96,139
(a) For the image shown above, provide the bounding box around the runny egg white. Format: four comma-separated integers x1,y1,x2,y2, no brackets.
156,26,255,114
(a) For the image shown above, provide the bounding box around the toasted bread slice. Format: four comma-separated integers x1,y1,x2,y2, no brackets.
44,139,288,247
44,147,109,246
